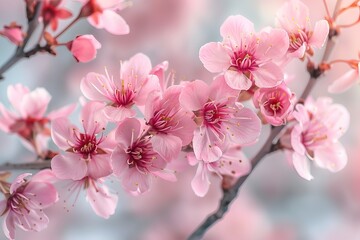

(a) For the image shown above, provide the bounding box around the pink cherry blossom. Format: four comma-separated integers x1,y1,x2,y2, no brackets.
253,82,295,126
199,15,289,91
145,85,197,162
51,102,114,180
79,0,130,35
180,76,261,163
275,0,329,59
80,53,161,122
289,97,349,180
42,0,72,31
328,63,360,93
0,172,58,240
0,23,25,46
67,35,101,63
188,145,251,197
0,84,75,155
111,118,176,195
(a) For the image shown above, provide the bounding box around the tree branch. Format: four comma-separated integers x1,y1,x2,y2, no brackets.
0,161,51,171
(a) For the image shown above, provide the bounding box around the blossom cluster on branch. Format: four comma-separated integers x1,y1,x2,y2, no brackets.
0,0,359,239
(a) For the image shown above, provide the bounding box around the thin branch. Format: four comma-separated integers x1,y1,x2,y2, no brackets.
0,161,51,171
188,3,341,238
0,1,43,80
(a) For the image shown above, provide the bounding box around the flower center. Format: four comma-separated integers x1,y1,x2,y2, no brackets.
302,117,328,150
201,101,231,132
262,91,289,117
289,29,309,52
147,109,178,133
126,138,157,173
72,133,98,157
231,51,258,72
8,192,30,215
113,81,135,107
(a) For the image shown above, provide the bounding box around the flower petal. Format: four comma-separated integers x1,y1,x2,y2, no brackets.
292,152,313,181
199,42,231,73
101,10,129,35
179,80,209,111
309,20,329,48
86,182,118,219
224,70,252,91
252,62,283,88
191,161,210,197
51,153,87,180
314,142,347,172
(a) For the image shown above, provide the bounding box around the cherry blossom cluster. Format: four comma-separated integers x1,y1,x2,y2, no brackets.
0,0,130,65
0,0,359,239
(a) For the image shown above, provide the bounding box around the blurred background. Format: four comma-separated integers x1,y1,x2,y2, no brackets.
0,0,360,239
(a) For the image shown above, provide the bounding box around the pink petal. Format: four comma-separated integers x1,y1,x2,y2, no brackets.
47,103,76,120
0,103,16,132
152,170,177,182
291,124,306,155
87,154,113,179
134,75,161,105
114,118,140,146
314,142,347,172
20,88,51,119
15,209,49,232
3,213,15,240
216,146,251,177
10,173,32,194
101,10,129,35
151,134,182,162
24,181,58,208
51,153,87,180
179,80,209,111
51,117,76,149
121,53,152,86
80,102,107,134
220,15,254,44
199,42,231,73
170,111,197,145
226,106,261,145
288,44,306,58
111,145,130,177
256,28,289,60
86,182,118,219
328,68,359,93
193,127,222,162
224,70,252,91
209,75,239,101
292,104,309,125
191,161,210,197
121,168,150,194
252,62,283,88
7,84,29,113
56,9,72,18
97,0,123,9
103,105,136,122
292,152,313,181
309,20,329,48
80,72,114,102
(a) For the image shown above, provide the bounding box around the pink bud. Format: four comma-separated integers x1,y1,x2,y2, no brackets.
253,83,295,126
0,23,25,46
67,34,101,63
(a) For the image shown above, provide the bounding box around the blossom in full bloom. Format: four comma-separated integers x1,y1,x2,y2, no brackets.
0,172,58,240
0,23,25,46
275,0,329,59
51,102,114,180
199,15,289,91
180,76,261,163
0,84,75,155
188,145,251,197
79,0,130,35
67,35,101,63
289,97,349,180
111,118,176,195
80,53,161,122
253,82,295,126
328,62,360,93
42,0,72,31
145,86,197,162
